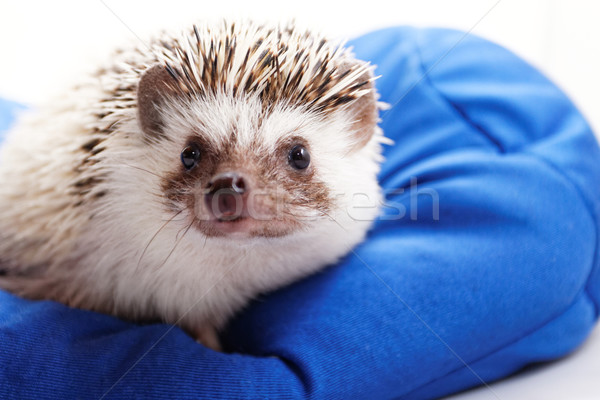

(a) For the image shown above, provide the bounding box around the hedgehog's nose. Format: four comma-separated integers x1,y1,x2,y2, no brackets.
204,173,247,221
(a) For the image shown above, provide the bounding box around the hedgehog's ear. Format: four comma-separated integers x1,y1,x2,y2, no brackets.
137,64,181,140
346,65,378,152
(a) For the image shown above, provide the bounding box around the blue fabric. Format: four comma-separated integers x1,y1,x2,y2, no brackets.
1,26,599,399
0,99,24,141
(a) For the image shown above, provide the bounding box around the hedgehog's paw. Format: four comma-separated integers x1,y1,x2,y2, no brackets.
195,325,222,351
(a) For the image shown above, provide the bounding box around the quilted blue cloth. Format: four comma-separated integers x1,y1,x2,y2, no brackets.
1,27,599,399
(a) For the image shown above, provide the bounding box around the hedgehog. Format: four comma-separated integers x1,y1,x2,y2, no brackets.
0,21,386,349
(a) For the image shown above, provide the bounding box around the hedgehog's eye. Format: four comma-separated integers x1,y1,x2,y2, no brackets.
181,144,201,170
288,144,310,170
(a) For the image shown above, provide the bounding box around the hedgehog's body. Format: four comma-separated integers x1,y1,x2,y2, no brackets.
0,21,385,348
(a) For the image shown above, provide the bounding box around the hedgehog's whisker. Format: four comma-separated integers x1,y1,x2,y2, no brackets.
136,209,183,272
320,210,348,232
154,219,194,272
280,208,319,222
120,163,163,179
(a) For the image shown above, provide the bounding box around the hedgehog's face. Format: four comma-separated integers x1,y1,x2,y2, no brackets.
159,98,332,239
136,64,381,240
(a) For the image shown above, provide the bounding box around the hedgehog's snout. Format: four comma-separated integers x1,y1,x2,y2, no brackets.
204,172,249,221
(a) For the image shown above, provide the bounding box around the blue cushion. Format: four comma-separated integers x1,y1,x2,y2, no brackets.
0,99,24,141
1,27,599,399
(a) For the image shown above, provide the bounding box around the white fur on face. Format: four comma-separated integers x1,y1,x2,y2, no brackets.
74,92,384,331
0,21,386,337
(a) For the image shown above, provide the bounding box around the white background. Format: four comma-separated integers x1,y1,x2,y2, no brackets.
1,0,600,136
1,1,599,399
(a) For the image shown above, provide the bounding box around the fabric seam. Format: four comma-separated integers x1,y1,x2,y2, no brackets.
400,30,600,398
413,31,599,318
398,288,595,400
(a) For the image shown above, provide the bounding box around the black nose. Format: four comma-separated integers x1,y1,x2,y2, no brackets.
204,173,247,220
